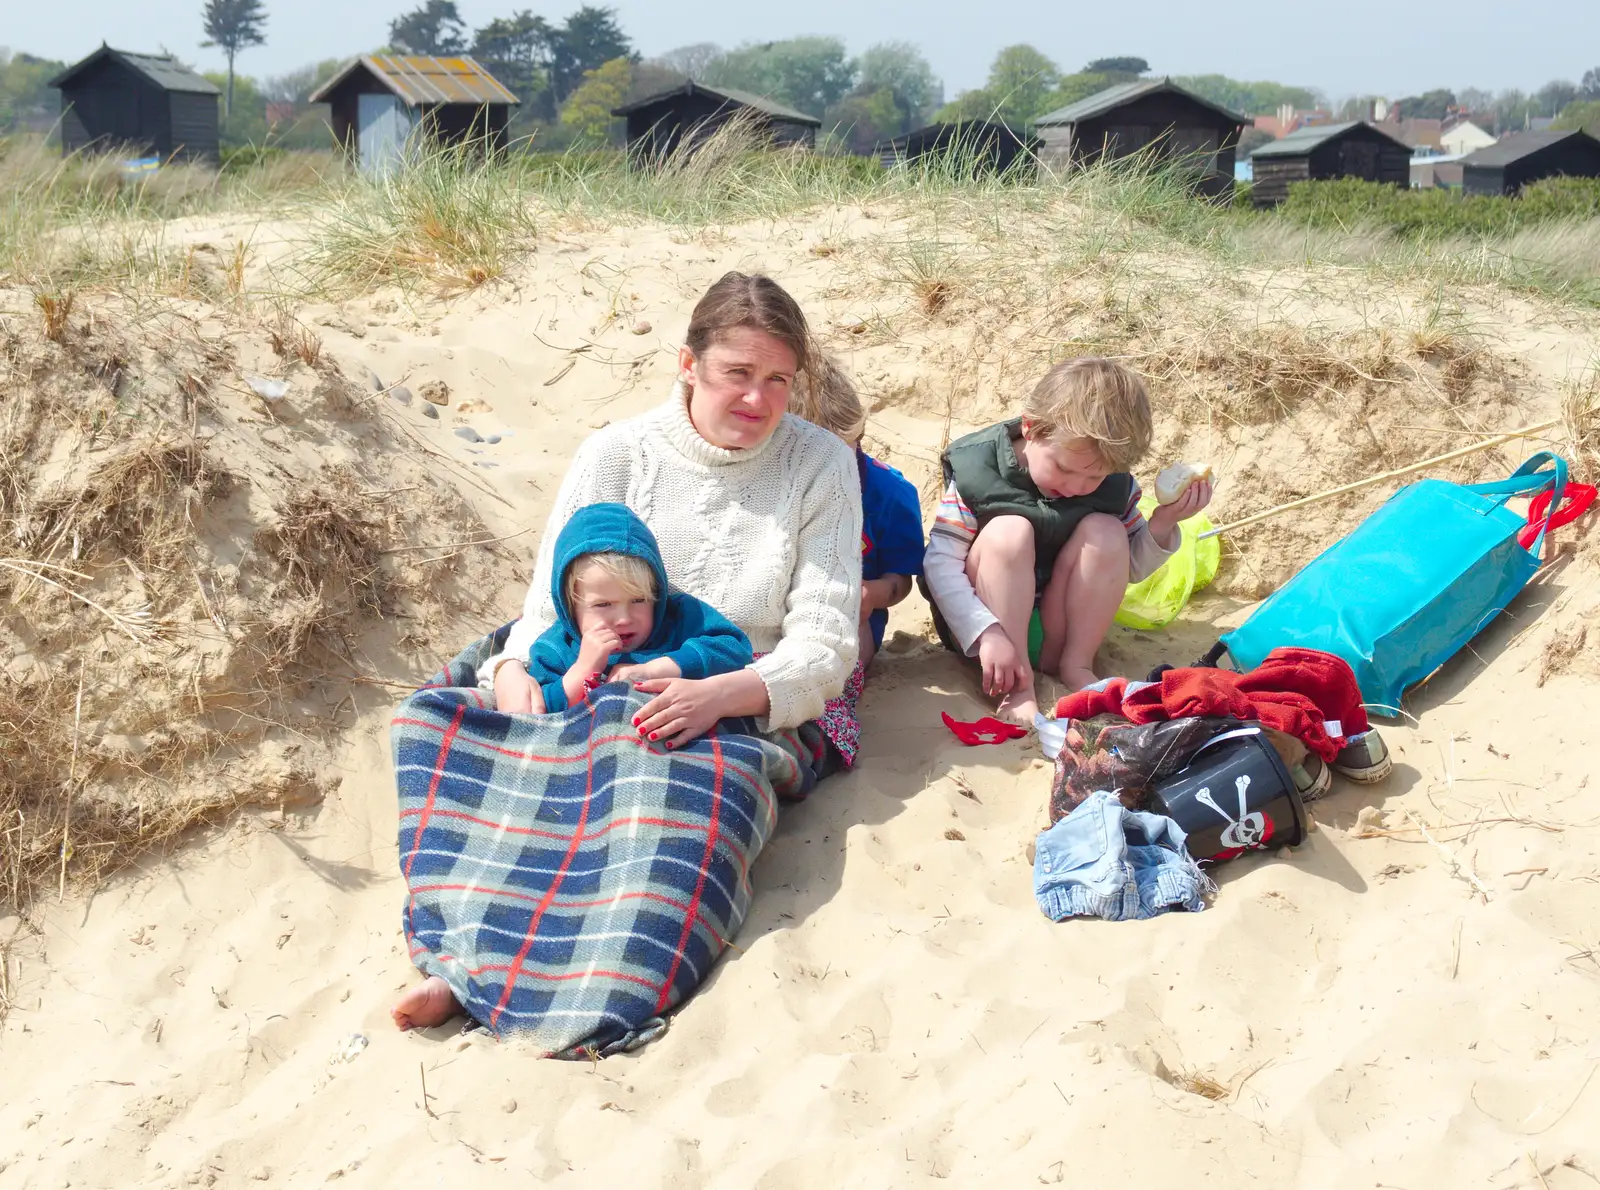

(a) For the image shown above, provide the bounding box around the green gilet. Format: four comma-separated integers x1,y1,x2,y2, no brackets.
941,419,1135,588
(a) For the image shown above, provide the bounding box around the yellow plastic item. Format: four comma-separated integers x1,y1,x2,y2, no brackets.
1114,495,1220,630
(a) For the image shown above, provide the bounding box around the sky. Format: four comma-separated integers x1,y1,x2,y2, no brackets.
10,0,1596,100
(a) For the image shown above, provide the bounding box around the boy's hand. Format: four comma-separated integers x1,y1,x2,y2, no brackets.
609,656,680,684
1148,479,1214,550
576,625,623,675
976,624,1031,697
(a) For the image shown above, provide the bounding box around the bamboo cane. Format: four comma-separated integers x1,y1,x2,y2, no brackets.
1197,418,1561,540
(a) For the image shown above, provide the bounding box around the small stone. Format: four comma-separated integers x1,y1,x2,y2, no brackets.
419,403,439,420
473,461,499,468
454,426,483,443
388,385,413,406
249,1168,271,1182
418,379,450,406
244,375,289,402
485,434,501,445
502,1098,517,1114
456,397,492,414
630,319,651,335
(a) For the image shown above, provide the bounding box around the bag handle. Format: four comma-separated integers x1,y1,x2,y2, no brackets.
1460,451,1567,505
1517,482,1597,550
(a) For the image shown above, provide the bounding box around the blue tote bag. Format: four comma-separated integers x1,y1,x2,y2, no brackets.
1220,452,1567,715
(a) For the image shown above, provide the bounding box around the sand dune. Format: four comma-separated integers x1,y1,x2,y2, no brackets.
3,206,1600,1189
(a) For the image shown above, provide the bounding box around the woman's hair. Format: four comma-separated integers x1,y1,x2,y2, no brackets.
790,350,867,446
685,272,811,376
1022,357,1153,473
564,552,657,618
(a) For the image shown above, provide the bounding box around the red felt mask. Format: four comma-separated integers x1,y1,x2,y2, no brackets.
941,712,1028,746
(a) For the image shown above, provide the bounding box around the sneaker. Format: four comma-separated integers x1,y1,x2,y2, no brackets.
1290,753,1333,801
1331,731,1392,784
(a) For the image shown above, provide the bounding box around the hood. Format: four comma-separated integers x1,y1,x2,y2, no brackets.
549,502,671,649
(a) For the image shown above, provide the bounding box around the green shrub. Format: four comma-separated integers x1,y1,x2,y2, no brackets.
220,144,283,174
1273,176,1600,239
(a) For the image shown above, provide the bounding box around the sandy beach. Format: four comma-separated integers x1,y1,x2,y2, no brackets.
4,200,1600,1189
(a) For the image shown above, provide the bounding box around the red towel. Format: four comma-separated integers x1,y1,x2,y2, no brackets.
1053,648,1370,762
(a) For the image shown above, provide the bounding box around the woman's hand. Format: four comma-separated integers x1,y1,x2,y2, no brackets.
609,656,681,685
630,676,730,749
493,660,538,714
1147,479,1214,551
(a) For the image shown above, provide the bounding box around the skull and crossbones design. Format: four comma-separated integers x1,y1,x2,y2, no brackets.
1194,773,1276,855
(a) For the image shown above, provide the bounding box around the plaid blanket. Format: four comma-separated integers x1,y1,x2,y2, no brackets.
392,626,822,1057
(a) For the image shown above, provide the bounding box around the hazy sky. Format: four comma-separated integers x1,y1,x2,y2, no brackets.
11,0,1596,99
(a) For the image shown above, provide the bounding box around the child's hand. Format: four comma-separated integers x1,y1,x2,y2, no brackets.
1148,479,1214,550
610,657,680,684
976,624,1031,697
493,660,538,714
576,625,623,674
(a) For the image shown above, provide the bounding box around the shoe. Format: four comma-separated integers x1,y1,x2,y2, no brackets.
1331,731,1392,784
1290,753,1333,801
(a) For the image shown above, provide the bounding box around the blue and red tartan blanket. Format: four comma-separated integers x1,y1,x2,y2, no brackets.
391,627,822,1056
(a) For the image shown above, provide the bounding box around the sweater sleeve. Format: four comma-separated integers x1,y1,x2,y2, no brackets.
922,480,996,655
479,427,632,690
526,628,573,713
1122,480,1180,584
661,594,754,681
749,442,863,730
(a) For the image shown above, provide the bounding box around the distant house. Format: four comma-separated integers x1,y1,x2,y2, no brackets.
1253,107,1334,140
1248,121,1412,206
49,45,220,163
1440,119,1496,157
876,121,1035,174
612,81,821,159
308,55,518,174
1374,117,1443,152
1032,78,1249,200
1459,129,1600,196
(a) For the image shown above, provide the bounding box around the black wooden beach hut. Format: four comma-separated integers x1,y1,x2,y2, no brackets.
49,45,220,162
1248,121,1412,207
612,81,821,159
308,55,518,174
876,121,1036,174
1458,130,1600,196
1033,78,1248,200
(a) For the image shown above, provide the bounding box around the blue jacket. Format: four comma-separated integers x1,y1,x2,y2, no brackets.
528,503,753,712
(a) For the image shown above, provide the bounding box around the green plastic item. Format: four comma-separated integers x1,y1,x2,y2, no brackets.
1114,495,1220,631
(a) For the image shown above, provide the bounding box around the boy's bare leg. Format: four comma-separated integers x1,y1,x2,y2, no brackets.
966,515,1039,721
392,975,461,1031
1037,514,1129,693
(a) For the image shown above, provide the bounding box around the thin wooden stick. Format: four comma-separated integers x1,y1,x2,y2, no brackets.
1198,418,1560,540
60,665,84,901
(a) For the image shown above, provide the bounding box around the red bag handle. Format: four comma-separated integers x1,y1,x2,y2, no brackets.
1518,482,1597,549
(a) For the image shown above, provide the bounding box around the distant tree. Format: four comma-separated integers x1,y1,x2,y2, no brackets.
200,0,267,121
204,69,267,144
652,42,723,81
702,37,856,120
547,6,634,109
1456,86,1494,115
857,41,943,126
825,84,905,152
1037,71,1115,116
1553,98,1600,134
262,58,343,104
472,11,552,107
1173,74,1319,115
1533,79,1579,117
0,49,67,134
1395,88,1455,120
560,55,630,141
984,44,1059,122
1583,67,1600,100
1084,56,1148,76
1236,125,1275,157
934,87,1003,123
389,0,466,55
626,59,685,103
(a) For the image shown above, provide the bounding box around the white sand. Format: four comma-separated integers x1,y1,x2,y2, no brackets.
3,211,1600,1189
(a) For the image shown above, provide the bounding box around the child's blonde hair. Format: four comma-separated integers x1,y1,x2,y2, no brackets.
1022,357,1152,473
564,552,657,617
791,351,867,446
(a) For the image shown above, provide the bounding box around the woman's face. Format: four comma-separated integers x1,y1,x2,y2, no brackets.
680,327,798,450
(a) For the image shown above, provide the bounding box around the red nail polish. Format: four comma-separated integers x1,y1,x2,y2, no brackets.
649,732,658,740
666,742,674,750
631,717,639,726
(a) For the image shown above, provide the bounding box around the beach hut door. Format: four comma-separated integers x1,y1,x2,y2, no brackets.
358,93,414,175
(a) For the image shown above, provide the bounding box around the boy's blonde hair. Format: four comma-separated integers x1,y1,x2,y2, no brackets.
1022,357,1153,473
564,552,657,618
790,351,867,446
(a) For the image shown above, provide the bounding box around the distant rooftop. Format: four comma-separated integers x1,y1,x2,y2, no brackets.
50,46,220,95
1034,78,1249,128
1457,128,1598,168
613,80,821,127
309,55,519,107
1250,120,1410,158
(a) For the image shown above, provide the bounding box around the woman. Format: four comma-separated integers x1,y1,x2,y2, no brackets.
392,273,862,1033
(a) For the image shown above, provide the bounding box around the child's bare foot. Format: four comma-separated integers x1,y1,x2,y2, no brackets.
1059,665,1100,694
997,686,1039,725
392,975,461,1031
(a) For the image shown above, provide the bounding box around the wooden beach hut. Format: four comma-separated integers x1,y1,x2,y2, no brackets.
1248,121,1412,207
1033,78,1248,200
1458,130,1600,196
49,45,220,163
309,55,519,174
611,81,821,159
876,121,1036,175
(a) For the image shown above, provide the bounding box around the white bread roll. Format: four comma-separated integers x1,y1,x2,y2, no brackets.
1155,461,1213,505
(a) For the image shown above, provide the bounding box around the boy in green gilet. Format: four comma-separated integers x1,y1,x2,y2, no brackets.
921,357,1212,723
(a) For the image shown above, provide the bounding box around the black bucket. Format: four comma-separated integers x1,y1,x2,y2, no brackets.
1147,724,1307,863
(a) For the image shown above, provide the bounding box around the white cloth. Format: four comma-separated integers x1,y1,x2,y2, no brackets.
485,383,863,731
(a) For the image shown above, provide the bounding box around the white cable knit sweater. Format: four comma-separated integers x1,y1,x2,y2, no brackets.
486,383,863,730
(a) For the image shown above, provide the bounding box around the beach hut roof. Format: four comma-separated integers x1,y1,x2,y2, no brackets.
1250,120,1411,158
612,80,821,127
308,55,519,107
1034,78,1248,129
49,45,220,95
1457,129,1596,168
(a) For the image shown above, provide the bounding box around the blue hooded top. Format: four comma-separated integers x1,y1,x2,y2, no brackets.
528,502,754,712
